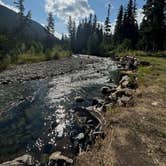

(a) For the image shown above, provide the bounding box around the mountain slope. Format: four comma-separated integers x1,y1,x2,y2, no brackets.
0,5,57,42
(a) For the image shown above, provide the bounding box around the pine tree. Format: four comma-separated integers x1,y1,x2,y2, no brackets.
140,0,166,51
46,12,55,34
93,15,97,32
26,10,32,20
114,5,124,44
122,0,138,48
87,32,100,55
14,0,25,17
104,4,112,39
68,16,76,52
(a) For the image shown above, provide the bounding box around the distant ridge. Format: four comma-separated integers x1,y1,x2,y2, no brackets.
0,5,58,42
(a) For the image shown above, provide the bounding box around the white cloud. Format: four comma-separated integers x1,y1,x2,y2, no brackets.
45,0,94,23
0,0,19,13
111,21,116,34
136,8,144,25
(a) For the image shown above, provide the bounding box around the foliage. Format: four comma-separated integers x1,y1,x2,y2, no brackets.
87,32,100,55
104,4,112,39
139,0,166,51
114,5,124,45
68,14,104,55
46,12,55,34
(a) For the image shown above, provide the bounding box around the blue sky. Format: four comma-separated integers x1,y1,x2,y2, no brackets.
0,0,145,38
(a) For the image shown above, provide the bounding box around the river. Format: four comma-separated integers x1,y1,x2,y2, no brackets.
0,55,118,163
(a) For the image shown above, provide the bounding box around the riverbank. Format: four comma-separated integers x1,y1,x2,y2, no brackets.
76,56,166,166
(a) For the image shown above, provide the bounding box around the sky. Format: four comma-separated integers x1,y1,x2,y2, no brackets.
0,0,145,38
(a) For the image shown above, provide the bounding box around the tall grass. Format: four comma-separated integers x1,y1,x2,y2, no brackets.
0,47,72,71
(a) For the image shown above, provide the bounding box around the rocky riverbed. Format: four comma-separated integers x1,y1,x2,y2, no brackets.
0,55,99,85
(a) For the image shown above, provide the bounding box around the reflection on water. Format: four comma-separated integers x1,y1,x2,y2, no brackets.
0,57,117,162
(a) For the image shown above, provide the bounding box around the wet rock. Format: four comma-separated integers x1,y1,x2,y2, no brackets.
92,98,99,106
92,98,104,107
120,75,130,87
51,121,58,130
75,133,85,140
101,86,111,95
75,96,84,103
120,75,137,89
1,154,34,166
49,151,73,165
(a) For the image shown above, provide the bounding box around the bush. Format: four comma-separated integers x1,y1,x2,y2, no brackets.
0,55,11,71
16,53,45,64
115,39,132,52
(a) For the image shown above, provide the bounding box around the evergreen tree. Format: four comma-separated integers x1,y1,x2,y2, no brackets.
104,4,112,39
122,0,138,48
93,15,97,32
114,5,124,44
26,10,32,20
68,16,76,52
87,32,100,55
140,0,166,51
46,12,55,34
14,0,25,17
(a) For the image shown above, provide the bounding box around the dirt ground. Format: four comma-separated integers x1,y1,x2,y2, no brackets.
76,56,166,166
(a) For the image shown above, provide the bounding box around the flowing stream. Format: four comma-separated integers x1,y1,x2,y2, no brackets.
0,55,118,163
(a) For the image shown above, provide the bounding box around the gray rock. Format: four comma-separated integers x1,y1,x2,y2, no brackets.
117,95,131,106
75,133,85,140
1,154,34,166
120,75,130,88
49,151,73,165
75,96,84,103
101,86,111,95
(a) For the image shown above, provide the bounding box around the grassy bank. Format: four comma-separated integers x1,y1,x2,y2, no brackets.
76,52,166,166
0,48,72,71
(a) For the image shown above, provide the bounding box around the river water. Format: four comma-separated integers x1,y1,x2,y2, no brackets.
0,55,118,163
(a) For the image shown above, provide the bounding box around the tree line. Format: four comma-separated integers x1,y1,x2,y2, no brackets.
67,0,166,55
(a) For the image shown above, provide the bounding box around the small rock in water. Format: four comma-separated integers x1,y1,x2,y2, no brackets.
75,133,85,140
101,86,111,95
75,96,84,103
49,151,73,165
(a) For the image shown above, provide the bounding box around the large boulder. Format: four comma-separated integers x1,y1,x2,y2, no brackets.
1,154,34,166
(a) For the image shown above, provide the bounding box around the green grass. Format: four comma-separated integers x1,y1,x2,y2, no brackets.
115,50,166,58
16,53,46,64
0,49,72,71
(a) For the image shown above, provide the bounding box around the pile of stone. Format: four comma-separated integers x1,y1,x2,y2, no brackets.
101,56,139,107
